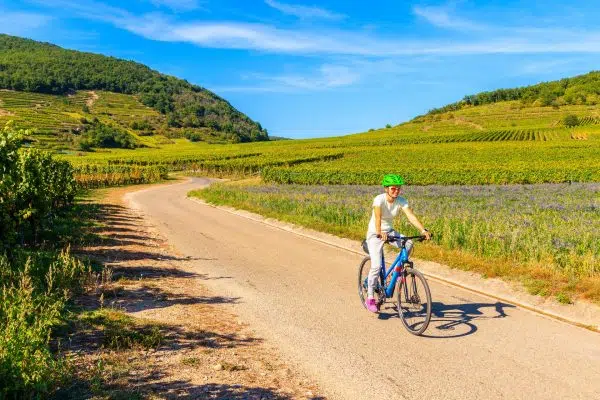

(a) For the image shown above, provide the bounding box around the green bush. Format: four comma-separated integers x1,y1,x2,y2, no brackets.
0,249,89,398
81,120,137,149
563,114,579,127
1,123,77,248
184,130,202,142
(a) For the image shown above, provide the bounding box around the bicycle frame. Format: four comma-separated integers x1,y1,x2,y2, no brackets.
379,246,413,298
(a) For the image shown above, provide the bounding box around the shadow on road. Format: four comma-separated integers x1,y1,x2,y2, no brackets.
56,381,326,400
106,284,240,313
378,301,515,338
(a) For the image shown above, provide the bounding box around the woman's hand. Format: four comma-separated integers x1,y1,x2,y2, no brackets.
377,231,388,242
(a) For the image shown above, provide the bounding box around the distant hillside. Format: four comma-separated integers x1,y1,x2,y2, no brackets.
0,34,268,143
426,70,600,115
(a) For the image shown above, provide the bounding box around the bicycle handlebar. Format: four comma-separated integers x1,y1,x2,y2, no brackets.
376,234,433,243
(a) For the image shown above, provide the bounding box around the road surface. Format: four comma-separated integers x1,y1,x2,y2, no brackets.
127,178,600,400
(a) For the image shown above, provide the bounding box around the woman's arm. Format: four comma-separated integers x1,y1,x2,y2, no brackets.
374,206,388,241
402,207,431,240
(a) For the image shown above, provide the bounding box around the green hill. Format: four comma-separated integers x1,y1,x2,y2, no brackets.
0,34,268,146
426,70,600,115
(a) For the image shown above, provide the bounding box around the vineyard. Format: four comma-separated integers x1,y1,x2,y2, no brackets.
0,90,225,151
1,87,598,188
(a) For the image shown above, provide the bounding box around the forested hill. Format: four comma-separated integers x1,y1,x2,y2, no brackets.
0,34,268,142
427,70,600,115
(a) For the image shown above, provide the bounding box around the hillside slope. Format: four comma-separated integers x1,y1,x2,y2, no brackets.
426,70,600,114
0,34,268,144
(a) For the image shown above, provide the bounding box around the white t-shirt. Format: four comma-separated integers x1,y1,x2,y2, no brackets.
367,193,409,235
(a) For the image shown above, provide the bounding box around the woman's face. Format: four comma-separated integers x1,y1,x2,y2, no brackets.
385,186,402,198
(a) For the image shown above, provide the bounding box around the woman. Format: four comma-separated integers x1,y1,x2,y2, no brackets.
365,174,431,313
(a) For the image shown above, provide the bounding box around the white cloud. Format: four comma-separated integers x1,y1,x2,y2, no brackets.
22,1,600,56
0,10,52,35
121,18,600,56
213,58,431,93
413,5,486,31
264,0,345,20
219,63,361,92
148,0,203,12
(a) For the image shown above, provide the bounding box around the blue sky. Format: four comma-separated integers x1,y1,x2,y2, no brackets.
2,1,600,138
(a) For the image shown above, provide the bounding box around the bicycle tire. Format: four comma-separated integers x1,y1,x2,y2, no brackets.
358,256,371,309
397,268,432,335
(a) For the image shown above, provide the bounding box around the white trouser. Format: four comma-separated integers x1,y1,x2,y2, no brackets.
366,230,413,298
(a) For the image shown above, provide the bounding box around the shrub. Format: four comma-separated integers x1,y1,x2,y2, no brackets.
0,249,89,398
0,271,67,397
1,124,76,247
184,130,202,142
563,114,579,127
81,120,137,149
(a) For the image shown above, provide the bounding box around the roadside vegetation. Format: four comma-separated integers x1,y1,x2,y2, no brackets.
0,124,89,397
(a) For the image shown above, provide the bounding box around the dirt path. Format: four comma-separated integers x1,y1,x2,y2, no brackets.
86,91,99,108
64,184,325,399
126,178,600,400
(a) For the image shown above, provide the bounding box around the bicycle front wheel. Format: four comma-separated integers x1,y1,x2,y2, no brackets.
397,268,432,335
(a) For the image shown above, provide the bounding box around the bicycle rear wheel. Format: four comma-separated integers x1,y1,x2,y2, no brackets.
397,268,432,335
358,256,370,309
358,256,386,310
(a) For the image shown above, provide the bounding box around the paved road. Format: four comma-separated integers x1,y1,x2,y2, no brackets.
127,178,600,400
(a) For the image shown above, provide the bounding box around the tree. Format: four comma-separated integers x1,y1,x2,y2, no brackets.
563,114,579,127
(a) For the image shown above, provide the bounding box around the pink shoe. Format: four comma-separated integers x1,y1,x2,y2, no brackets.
365,298,378,313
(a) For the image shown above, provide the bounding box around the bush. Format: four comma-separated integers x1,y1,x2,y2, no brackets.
1,123,77,248
563,114,579,127
0,271,67,397
184,130,202,142
0,249,89,398
130,119,153,131
81,120,137,149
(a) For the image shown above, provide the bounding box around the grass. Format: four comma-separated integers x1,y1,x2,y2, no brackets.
78,309,164,351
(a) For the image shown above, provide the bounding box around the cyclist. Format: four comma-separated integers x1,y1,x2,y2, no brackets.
365,174,431,313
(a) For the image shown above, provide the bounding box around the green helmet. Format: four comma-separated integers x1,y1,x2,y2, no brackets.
381,174,405,187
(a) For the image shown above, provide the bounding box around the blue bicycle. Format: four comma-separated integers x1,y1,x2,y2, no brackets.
358,235,432,336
